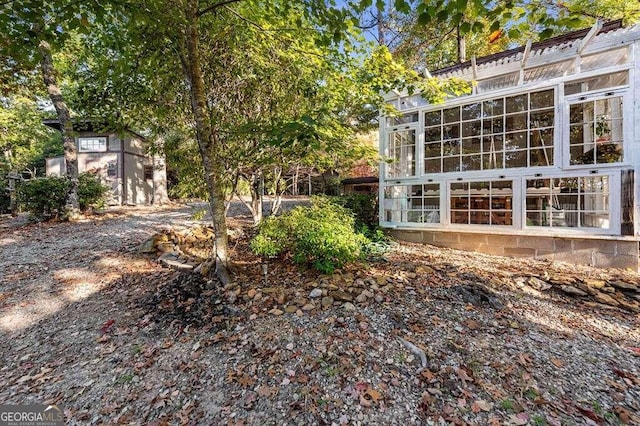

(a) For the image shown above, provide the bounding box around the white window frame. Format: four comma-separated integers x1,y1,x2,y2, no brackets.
384,123,419,180
521,171,620,235
78,137,108,153
563,88,631,170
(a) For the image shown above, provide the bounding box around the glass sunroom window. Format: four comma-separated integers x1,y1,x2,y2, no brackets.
450,180,513,225
424,89,554,174
387,129,416,178
525,176,609,228
569,96,623,165
383,184,440,223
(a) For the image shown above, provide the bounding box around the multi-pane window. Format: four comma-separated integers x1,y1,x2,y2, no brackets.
569,96,623,165
383,184,440,223
450,180,513,225
387,129,416,178
525,176,609,228
424,89,554,174
78,137,107,152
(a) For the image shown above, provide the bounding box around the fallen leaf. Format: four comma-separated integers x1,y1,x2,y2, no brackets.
99,319,115,334
463,319,480,330
474,400,493,412
508,413,528,425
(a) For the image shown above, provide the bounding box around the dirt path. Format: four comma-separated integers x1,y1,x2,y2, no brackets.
0,204,639,425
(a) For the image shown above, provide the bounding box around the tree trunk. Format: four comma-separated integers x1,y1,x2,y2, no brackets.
456,25,466,63
39,40,80,218
249,171,263,224
184,2,230,285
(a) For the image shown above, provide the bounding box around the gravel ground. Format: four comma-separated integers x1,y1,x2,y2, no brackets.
0,201,638,425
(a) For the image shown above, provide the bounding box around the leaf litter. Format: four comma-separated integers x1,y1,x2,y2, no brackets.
0,202,639,425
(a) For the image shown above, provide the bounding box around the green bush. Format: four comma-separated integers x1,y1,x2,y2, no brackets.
331,193,378,230
77,173,109,211
17,176,68,219
17,173,109,219
251,197,368,274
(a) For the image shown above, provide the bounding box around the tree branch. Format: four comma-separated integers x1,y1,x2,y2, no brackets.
196,0,244,17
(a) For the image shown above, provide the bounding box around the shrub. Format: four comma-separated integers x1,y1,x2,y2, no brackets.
16,176,68,219
331,193,378,230
77,173,109,211
251,197,368,274
17,173,109,219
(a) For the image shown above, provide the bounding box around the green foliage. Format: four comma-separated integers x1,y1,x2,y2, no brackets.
251,197,368,273
331,193,378,230
77,173,109,211
16,176,68,219
17,173,109,219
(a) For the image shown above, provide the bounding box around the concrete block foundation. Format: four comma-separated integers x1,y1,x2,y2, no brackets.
389,229,640,271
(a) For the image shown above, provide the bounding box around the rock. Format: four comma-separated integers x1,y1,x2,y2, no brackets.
583,279,606,289
342,302,356,311
284,305,298,314
355,278,365,287
321,296,334,309
156,242,175,253
527,277,551,291
361,290,375,299
355,293,367,303
309,288,323,298
560,285,588,297
247,288,257,299
575,282,599,296
138,234,161,253
609,281,638,292
301,303,315,311
270,309,284,316
376,276,387,286
331,290,353,302
594,292,620,306
159,253,194,271
617,299,640,313
601,286,615,294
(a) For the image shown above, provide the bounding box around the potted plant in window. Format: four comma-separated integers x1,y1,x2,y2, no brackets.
595,115,610,143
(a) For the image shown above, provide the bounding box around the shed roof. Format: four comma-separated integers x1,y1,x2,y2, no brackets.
432,19,628,78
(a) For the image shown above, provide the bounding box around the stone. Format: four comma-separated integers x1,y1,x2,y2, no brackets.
309,288,323,298
342,302,356,311
583,279,606,289
301,303,315,311
560,285,588,297
594,292,620,306
601,286,616,294
247,289,257,299
354,279,365,287
284,305,298,314
270,309,284,316
159,253,194,271
321,296,334,309
575,282,599,296
355,293,367,303
527,277,551,291
376,276,387,286
361,290,375,299
609,281,638,292
138,234,161,253
330,290,353,302
156,242,175,253
617,300,640,313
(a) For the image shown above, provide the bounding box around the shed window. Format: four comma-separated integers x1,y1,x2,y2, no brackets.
564,71,628,95
78,137,107,152
383,184,440,223
387,129,416,178
525,176,609,229
424,89,554,173
569,95,623,165
450,180,513,225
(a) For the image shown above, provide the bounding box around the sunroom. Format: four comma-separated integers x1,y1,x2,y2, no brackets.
379,20,640,270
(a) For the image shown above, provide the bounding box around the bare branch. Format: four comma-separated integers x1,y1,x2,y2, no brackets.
196,0,244,17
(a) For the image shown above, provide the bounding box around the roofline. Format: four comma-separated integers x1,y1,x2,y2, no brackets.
432,19,624,76
42,118,147,140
